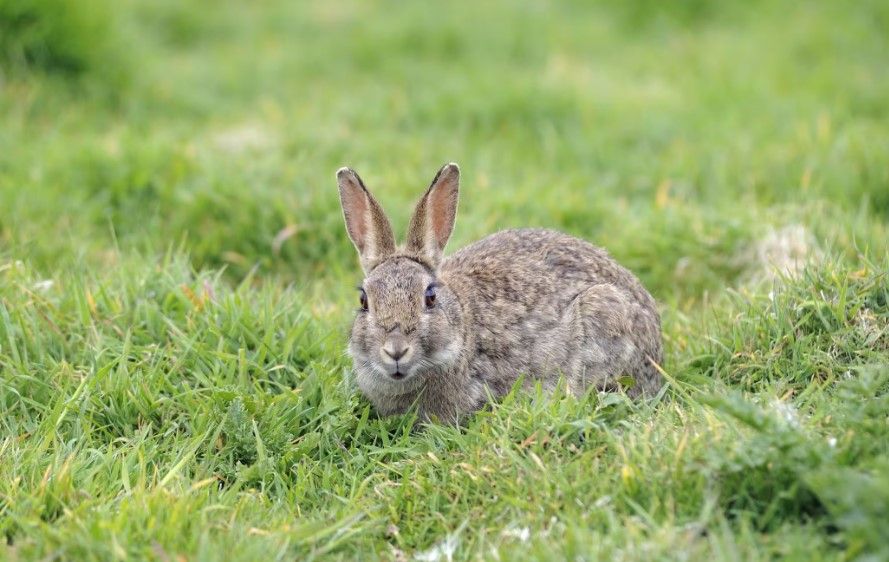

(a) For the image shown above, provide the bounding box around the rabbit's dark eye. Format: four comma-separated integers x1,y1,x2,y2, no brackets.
359,288,368,311
424,284,436,308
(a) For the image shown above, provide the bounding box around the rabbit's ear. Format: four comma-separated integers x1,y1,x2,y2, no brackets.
337,167,396,272
406,163,460,267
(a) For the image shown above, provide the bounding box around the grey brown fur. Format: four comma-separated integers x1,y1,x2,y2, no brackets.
337,163,663,423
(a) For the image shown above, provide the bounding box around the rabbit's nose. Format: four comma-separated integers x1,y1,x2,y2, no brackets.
383,345,410,361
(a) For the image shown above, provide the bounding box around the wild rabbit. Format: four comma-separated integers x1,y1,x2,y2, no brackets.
337,163,663,423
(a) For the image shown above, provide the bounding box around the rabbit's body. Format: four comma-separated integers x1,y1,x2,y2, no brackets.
337,164,663,423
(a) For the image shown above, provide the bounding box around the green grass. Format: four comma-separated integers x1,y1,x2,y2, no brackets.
1,0,888,559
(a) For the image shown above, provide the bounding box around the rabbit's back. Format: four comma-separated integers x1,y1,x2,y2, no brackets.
441,228,663,398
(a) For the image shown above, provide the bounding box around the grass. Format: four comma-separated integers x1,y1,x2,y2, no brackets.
1,0,888,559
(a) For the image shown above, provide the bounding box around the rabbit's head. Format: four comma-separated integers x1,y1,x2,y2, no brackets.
337,164,465,388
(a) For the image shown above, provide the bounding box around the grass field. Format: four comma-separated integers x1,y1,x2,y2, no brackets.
1,0,888,559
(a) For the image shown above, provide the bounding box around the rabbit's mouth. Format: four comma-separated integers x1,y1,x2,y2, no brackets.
386,362,421,382
389,361,413,380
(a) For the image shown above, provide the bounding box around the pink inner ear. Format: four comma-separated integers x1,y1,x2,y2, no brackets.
429,181,456,244
344,186,370,250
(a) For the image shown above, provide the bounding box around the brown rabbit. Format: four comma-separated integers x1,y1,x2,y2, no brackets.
337,163,663,423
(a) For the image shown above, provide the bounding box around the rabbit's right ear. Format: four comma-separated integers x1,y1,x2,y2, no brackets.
337,167,396,272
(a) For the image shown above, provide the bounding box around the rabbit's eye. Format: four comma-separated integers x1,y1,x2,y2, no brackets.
359,288,368,311
424,285,436,308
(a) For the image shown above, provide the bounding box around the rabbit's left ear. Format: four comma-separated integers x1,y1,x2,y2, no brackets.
406,163,460,267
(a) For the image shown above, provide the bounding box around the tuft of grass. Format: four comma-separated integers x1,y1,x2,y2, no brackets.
688,256,888,391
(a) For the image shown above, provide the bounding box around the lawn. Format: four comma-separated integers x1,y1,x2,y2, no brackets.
1,0,888,559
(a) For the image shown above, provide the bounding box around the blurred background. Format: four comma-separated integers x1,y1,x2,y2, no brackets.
1,0,887,308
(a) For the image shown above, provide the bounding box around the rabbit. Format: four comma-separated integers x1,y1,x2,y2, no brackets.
337,163,663,423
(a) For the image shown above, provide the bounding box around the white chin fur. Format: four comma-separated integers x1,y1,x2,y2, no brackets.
351,342,461,398
355,363,424,398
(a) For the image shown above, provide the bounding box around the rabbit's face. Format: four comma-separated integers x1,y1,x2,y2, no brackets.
337,163,463,397
349,257,463,388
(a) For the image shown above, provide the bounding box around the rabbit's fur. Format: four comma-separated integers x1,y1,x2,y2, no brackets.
338,163,663,423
